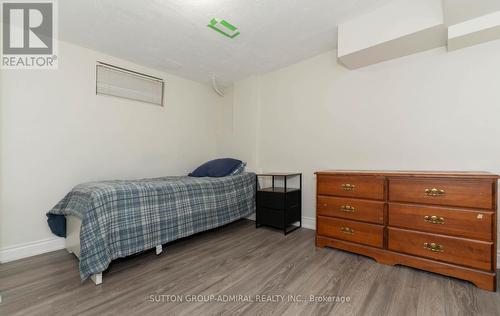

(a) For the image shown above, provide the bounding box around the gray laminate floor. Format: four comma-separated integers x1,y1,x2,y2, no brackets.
1,219,499,316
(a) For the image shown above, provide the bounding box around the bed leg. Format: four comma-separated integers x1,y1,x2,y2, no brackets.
156,245,163,255
91,273,103,285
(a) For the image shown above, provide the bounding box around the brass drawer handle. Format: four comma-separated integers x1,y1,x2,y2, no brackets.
341,183,356,191
340,205,356,213
340,226,354,234
423,242,444,252
423,215,445,224
424,188,445,197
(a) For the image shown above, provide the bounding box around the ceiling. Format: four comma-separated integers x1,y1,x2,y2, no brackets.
443,0,500,25
59,0,393,85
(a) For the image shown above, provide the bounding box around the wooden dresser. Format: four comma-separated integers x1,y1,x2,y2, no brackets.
315,170,498,291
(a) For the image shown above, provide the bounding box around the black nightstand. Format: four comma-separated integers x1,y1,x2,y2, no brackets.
256,173,302,235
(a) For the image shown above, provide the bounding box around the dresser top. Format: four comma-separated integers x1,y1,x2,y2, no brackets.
315,170,499,179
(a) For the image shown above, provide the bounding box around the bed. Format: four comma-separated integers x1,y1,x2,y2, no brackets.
47,172,256,285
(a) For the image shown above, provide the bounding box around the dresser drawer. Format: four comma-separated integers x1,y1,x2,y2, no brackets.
388,228,493,271
388,203,493,241
317,196,384,224
388,178,493,209
317,175,384,200
317,216,383,248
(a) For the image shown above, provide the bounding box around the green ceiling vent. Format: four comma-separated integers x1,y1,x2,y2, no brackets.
207,18,240,39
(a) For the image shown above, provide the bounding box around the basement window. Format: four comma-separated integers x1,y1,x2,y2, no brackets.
96,62,165,106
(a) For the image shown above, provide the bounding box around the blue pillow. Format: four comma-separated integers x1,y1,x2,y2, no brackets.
47,214,66,237
230,162,246,175
189,158,243,177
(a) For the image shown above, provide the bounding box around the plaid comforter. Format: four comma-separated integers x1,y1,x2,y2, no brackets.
47,173,256,281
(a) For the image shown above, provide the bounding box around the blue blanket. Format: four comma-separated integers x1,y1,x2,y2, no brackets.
47,173,256,281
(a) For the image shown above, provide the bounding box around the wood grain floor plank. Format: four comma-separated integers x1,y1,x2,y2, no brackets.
1,219,498,316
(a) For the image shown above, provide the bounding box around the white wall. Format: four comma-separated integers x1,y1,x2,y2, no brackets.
216,76,261,172
0,41,219,251
219,40,500,242
3,34,500,263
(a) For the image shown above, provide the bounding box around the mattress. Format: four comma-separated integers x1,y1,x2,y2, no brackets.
47,173,256,280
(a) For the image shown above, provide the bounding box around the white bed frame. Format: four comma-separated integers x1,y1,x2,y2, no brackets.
66,215,163,285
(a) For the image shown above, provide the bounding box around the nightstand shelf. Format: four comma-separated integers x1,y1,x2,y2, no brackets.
256,173,302,235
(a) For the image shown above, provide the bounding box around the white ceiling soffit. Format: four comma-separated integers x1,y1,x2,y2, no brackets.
337,0,446,69
58,0,393,85
337,0,500,69
448,11,500,51
443,0,500,26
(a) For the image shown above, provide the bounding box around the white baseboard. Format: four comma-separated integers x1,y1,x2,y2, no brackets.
248,214,316,231
0,237,65,263
301,216,316,230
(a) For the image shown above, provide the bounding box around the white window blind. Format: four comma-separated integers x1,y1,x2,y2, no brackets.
96,62,164,106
